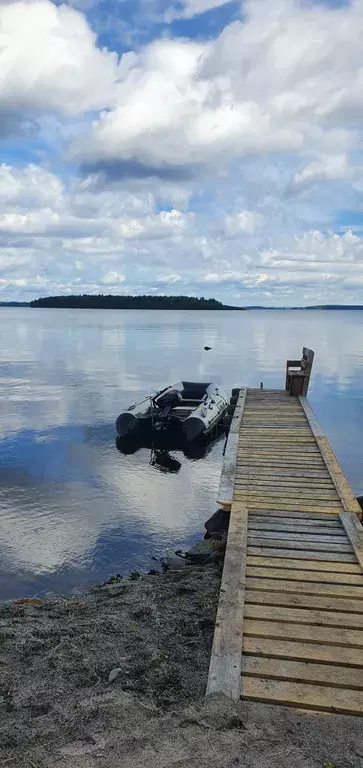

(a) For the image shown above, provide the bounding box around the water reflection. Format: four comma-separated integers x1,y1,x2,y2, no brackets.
1,308,363,600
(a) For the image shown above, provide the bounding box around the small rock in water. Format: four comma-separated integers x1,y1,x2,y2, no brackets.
205,509,230,537
108,667,122,683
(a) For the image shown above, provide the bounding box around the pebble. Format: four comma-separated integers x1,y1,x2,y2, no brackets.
108,668,122,683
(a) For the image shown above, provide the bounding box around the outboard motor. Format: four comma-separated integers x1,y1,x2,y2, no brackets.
152,388,182,429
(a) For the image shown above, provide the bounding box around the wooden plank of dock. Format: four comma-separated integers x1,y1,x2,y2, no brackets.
207,388,363,716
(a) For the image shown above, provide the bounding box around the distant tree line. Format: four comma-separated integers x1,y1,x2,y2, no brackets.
30,294,243,310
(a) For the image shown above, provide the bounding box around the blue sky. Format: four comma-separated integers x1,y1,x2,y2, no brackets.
1,0,363,305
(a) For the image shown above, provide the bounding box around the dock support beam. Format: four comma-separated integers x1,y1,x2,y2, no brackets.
206,502,248,701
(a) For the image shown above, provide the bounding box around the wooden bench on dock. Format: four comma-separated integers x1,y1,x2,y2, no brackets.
285,346,314,396
208,351,363,716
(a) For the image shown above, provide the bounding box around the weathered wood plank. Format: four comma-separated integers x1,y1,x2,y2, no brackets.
235,486,336,498
235,480,336,490
238,436,314,441
239,436,314,441
236,459,327,467
237,452,325,460
242,656,363,690
245,589,363,613
246,556,361,572
206,502,248,700
237,491,340,503
244,603,363,628
248,515,341,526
241,677,363,715
242,421,308,426
239,426,312,431
297,397,325,437
246,566,363,585
239,445,321,459
246,547,357,562
217,388,247,509
340,512,363,571
240,425,312,430
236,469,331,479
237,497,342,512
237,451,321,457
244,502,343,513
247,577,363,598
248,523,342,534
248,510,339,520
247,538,350,551
247,531,346,543
317,437,363,518
243,636,363,666
248,509,341,516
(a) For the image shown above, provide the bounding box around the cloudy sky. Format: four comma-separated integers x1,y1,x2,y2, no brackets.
1,0,363,306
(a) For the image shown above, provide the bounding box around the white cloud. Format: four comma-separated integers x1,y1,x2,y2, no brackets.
225,210,264,236
2,161,363,307
293,154,362,189
101,270,126,285
71,0,363,180
166,0,234,21
0,0,118,120
0,163,64,209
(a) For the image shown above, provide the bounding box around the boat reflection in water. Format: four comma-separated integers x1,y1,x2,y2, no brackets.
115,424,226,474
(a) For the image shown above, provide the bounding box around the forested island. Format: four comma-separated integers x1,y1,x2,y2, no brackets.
30,294,244,310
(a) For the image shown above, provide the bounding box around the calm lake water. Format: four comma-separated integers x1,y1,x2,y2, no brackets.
1,308,363,600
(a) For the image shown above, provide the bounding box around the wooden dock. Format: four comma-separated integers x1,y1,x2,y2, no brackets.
207,387,363,716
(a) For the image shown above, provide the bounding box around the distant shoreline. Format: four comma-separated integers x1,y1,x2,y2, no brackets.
2,299,363,310
29,295,245,310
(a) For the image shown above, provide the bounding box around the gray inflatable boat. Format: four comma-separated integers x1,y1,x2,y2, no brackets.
116,381,228,442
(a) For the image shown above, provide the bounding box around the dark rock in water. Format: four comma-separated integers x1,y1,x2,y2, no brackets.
186,539,222,564
205,509,230,537
204,346,212,350
357,496,363,511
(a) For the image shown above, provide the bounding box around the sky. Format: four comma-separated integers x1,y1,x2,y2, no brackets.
1,0,363,306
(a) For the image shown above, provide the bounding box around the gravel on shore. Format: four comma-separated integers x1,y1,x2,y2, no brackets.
1,566,362,768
